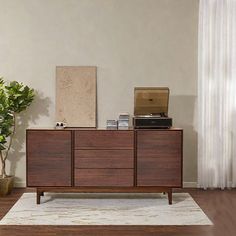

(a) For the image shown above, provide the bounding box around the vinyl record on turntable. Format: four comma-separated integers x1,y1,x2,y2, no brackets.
133,87,172,128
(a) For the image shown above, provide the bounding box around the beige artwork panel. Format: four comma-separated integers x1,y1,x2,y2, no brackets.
56,66,97,127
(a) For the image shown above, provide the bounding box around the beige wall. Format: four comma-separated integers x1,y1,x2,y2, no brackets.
0,0,198,186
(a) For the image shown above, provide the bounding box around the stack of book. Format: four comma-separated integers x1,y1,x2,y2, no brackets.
118,113,130,130
106,120,118,129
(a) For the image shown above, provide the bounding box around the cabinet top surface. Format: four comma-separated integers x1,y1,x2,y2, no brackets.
27,127,183,131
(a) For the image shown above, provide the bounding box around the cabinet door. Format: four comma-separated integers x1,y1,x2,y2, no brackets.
137,130,182,187
27,130,72,187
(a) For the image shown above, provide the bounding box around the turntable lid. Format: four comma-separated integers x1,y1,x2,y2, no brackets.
134,87,169,116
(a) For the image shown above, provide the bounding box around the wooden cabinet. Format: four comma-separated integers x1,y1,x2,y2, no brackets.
26,128,182,204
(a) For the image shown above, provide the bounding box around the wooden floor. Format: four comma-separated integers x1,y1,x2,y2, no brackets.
0,188,236,236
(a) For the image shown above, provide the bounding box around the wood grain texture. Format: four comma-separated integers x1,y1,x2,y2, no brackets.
74,169,134,187
26,128,182,204
36,186,171,193
137,130,182,187
27,130,72,187
137,130,182,150
56,66,97,127
74,130,134,149
74,150,134,169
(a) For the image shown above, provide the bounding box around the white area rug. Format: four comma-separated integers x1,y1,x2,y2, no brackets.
0,193,212,225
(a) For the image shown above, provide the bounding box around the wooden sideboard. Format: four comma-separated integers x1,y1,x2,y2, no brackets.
26,128,183,204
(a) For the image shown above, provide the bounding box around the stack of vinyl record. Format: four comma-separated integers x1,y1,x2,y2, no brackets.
106,120,118,129
118,113,130,129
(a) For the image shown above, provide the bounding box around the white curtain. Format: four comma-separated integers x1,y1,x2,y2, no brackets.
198,0,236,189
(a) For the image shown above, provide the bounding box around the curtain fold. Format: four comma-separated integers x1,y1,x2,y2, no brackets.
198,0,236,189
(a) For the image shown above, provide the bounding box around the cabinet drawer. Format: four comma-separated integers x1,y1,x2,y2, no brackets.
74,150,134,168
75,169,134,186
74,130,134,149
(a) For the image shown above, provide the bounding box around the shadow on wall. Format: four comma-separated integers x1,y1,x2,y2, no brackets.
169,95,198,183
7,91,51,182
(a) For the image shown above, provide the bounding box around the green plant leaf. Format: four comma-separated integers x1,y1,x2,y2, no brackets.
0,78,35,156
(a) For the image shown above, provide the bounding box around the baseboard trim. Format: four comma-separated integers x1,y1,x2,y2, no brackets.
15,182,198,188
183,182,198,188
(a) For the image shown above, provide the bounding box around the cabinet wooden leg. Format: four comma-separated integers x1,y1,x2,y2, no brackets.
168,189,172,205
37,189,41,204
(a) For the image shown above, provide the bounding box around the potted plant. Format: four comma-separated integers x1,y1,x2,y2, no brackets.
0,78,35,196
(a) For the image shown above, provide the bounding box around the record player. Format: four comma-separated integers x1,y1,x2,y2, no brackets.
133,87,172,128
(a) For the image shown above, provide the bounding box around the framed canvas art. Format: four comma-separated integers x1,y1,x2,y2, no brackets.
56,66,97,127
